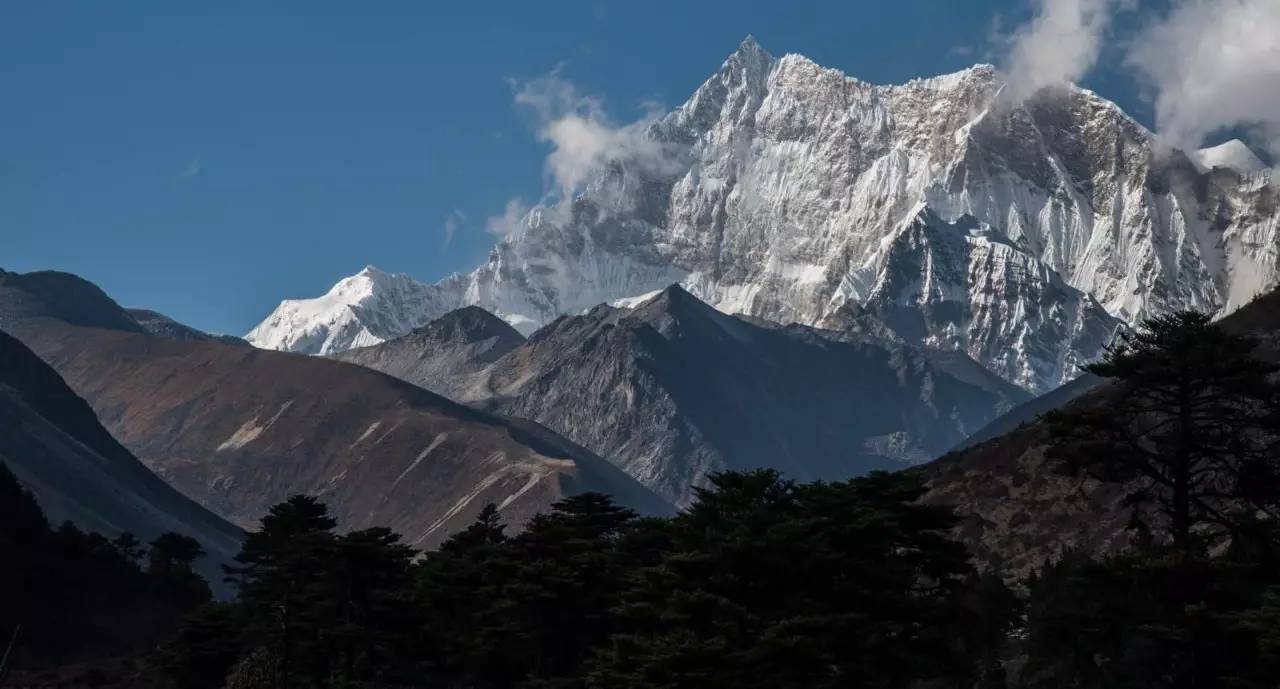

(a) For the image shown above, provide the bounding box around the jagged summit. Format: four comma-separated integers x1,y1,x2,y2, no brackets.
419,305,524,343
735,34,766,56
372,306,523,354
248,38,1280,392
633,283,712,316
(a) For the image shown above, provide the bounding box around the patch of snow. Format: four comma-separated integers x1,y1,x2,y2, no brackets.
216,400,293,452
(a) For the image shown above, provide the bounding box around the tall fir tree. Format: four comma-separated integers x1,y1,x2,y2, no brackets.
1049,311,1280,554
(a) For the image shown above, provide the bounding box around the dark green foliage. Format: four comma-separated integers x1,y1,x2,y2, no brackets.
198,495,419,688
164,474,1012,689
586,470,1004,689
150,532,213,609
1025,310,1280,688
1049,311,1280,554
1022,550,1280,688
0,458,211,669
155,603,244,689
112,531,145,563
230,494,339,688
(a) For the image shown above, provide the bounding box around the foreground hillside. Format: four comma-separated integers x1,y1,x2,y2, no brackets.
922,287,1280,575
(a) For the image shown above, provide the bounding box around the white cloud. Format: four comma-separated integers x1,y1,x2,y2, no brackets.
1126,0,1280,156
511,68,683,199
485,198,530,237
442,210,465,247
1000,0,1123,101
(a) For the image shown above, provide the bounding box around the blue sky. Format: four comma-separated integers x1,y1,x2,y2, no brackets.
1,1,1168,334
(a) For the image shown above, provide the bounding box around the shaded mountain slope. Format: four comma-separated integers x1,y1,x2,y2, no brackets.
342,285,1029,507
127,308,250,347
0,328,243,590
954,373,1104,451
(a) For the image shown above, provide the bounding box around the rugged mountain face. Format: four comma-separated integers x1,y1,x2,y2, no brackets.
335,306,526,402
0,270,670,549
0,328,243,590
340,286,1028,507
922,287,1280,575
246,38,1279,393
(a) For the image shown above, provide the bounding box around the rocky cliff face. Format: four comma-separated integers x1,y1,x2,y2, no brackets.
339,287,1028,507
247,38,1280,393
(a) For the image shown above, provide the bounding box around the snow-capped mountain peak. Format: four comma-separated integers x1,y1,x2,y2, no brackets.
247,39,1280,392
244,266,457,354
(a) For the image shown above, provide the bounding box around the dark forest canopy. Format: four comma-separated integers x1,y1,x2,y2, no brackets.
163,470,1014,689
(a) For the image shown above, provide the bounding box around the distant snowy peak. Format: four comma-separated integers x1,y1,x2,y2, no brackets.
244,266,458,355
1190,139,1269,175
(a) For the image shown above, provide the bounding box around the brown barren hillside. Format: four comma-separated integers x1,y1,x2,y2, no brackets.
1,270,670,549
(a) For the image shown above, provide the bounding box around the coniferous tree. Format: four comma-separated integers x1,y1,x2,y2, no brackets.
230,495,338,688
149,532,212,609
323,526,417,684
111,531,145,563
587,470,1000,689
1049,311,1280,554
156,603,244,689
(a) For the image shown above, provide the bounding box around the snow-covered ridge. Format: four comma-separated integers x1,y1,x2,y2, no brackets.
1190,139,1269,175
247,37,1280,392
245,266,462,354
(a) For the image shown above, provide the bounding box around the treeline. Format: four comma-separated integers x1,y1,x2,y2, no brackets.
0,461,210,673
161,471,1014,688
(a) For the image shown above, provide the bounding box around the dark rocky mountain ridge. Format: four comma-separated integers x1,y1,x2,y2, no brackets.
338,284,1030,507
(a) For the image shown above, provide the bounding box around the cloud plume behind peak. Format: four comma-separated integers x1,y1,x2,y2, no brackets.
1000,0,1123,102
510,69,683,200
1126,0,1280,157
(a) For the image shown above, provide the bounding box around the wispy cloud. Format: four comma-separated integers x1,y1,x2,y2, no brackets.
485,198,530,237
510,67,683,199
478,68,686,241
997,0,1280,158
442,209,465,247
1000,0,1126,102
1126,0,1280,156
